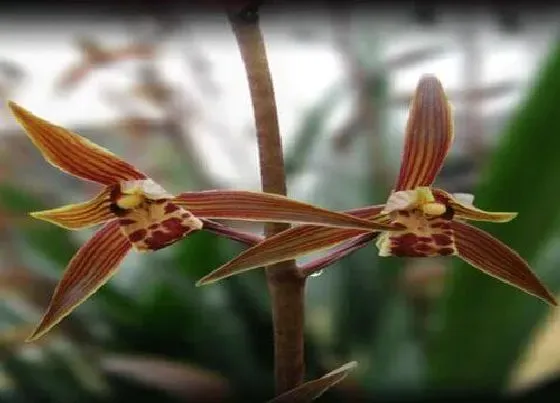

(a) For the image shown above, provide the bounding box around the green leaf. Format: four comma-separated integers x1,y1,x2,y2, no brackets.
428,40,560,390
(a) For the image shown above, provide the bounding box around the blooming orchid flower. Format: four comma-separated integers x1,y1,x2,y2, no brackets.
8,102,395,341
196,75,556,307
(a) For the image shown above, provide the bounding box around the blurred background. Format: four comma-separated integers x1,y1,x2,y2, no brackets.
1,3,560,402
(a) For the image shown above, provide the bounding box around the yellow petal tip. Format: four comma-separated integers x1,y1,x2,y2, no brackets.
29,211,49,220
6,100,17,111
195,278,212,287
24,332,41,343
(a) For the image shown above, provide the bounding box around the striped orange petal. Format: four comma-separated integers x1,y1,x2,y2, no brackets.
8,102,147,185
27,221,132,342
30,187,114,230
196,204,386,285
173,190,393,231
451,221,556,306
394,75,455,191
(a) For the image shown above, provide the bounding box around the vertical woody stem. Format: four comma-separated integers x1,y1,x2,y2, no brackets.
227,4,306,395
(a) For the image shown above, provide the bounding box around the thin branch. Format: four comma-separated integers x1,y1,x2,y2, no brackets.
227,3,306,394
201,219,263,246
299,233,378,278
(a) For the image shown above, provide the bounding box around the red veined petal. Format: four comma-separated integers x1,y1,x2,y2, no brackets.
197,225,370,285
117,199,202,252
299,233,378,278
8,102,147,185
394,75,454,191
451,221,556,306
30,186,114,230
173,190,394,231
196,204,387,285
267,361,358,403
433,188,518,223
26,221,132,342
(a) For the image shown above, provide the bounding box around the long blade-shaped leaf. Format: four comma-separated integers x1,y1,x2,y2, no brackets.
101,354,231,401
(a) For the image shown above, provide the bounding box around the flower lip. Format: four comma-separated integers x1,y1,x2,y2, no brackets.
112,179,174,212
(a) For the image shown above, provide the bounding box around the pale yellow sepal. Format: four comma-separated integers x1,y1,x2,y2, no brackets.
30,187,114,230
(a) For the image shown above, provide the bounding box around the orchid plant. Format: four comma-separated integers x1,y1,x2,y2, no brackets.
8,102,394,342
11,5,557,399
196,75,556,307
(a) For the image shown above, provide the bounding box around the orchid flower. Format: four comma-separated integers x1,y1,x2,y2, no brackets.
196,75,556,307
8,102,396,342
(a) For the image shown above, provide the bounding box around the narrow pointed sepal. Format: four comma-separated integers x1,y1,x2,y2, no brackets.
300,233,377,278
26,221,132,342
8,102,147,185
434,189,517,223
451,221,556,306
173,190,394,231
196,204,387,285
30,187,114,230
197,225,373,286
395,75,455,191
267,361,358,403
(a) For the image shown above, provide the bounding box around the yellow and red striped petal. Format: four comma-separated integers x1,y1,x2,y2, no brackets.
196,205,386,286
30,187,114,230
394,75,454,191
268,361,358,403
8,102,147,185
433,188,518,223
173,190,394,231
451,221,556,306
26,221,132,342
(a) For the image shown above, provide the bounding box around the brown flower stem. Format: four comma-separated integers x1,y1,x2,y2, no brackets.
227,4,306,394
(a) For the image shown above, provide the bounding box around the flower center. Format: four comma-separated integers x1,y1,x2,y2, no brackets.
116,189,145,210
114,179,174,211
383,186,447,217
